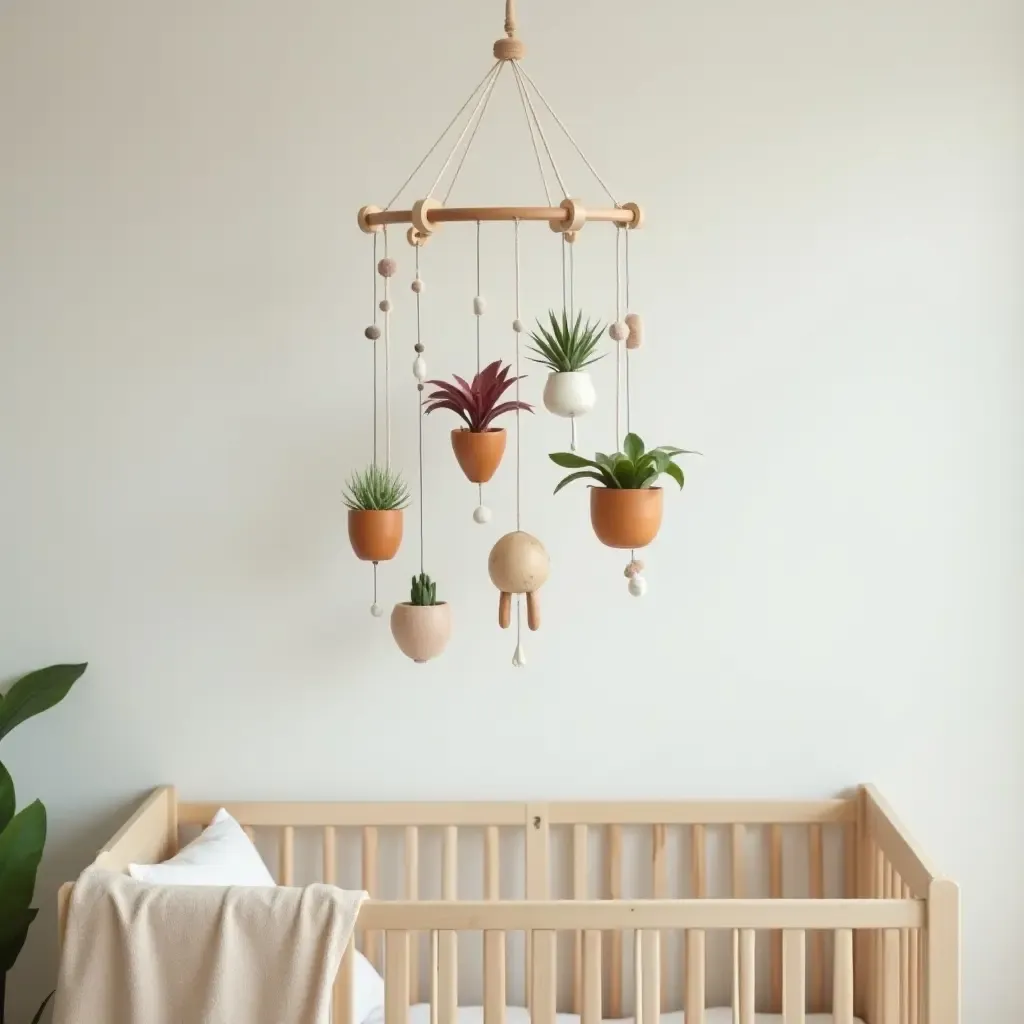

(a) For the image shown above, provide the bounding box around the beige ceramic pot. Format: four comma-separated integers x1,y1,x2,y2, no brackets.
450,428,506,483
348,509,403,561
390,602,452,663
589,487,663,548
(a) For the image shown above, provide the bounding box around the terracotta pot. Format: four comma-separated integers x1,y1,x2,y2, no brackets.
390,602,452,663
450,428,506,483
348,509,403,561
589,487,664,549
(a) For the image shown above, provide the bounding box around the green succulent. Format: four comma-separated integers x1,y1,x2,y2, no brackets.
409,573,439,606
527,309,605,373
343,464,410,511
549,432,697,493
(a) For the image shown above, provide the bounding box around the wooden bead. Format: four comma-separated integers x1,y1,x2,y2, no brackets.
414,343,424,353
413,356,427,380
608,321,628,343
364,325,382,341
379,299,391,313
488,531,549,595
512,319,523,333
493,37,526,61
357,204,383,234
621,201,644,229
411,198,443,236
377,257,398,278
549,197,586,234
407,227,428,247
473,296,486,316
411,278,424,294
625,311,643,350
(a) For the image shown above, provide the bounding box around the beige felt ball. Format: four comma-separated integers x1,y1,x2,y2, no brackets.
377,257,398,278
364,325,382,341
609,321,628,343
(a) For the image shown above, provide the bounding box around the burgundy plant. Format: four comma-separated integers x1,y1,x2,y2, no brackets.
424,359,533,432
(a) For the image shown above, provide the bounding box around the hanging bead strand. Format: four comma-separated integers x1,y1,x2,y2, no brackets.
414,244,426,576
512,220,526,668
623,223,646,598
377,230,398,469
472,220,491,524
367,234,383,619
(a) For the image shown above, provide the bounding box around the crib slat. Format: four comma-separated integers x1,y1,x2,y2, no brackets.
608,823,623,1018
582,930,602,1024
438,930,457,1024
691,824,706,897
485,826,500,899
783,929,806,1024
809,824,825,1011
651,825,667,1006
363,826,381,970
335,938,355,1024
406,826,420,1003
640,930,660,1024
443,825,457,897
323,826,337,884
883,929,900,1024
533,930,557,1024
386,931,410,1024
769,824,783,1011
731,823,745,896
739,928,756,1024
279,826,294,886
484,930,506,1024
634,928,643,1024
430,931,439,1024
685,930,705,1024
573,824,588,1013
899,881,910,1024
733,826,747,1024
874,846,885,1024
909,925,920,1024
833,929,854,1024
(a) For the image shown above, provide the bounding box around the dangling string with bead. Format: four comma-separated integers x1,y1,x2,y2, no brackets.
382,229,393,468
472,221,491,524
413,244,427,577
511,220,526,667
622,223,647,598
612,227,624,448
561,235,579,452
365,234,386,618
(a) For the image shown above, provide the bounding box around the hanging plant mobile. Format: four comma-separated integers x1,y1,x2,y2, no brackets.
528,309,604,451
424,359,533,485
390,573,452,663
344,464,409,566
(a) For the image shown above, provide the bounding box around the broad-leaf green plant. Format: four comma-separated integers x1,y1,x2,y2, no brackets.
527,309,605,373
343,464,410,511
549,432,697,494
0,663,86,1024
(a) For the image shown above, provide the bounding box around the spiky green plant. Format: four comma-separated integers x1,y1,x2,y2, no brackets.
527,309,606,373
549,432,698,493
343,464,410,511
409,573,439,606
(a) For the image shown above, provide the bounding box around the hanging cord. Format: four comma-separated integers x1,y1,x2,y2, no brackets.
517,65,619,205
625,226,632,435
614,227,622,450
372,233,379,466
511,61,553,204
514,220,523,661
476,220,483,508
383,228,392,468
427,63,503,199
415,245,425,574
510,62,569,199
443,62,505,205
569,240,575,321
384,63,500,210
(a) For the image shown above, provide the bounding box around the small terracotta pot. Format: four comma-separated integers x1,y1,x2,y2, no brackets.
590,487,664,549
390,602,452,663
450,428,506,483
348,509,403,561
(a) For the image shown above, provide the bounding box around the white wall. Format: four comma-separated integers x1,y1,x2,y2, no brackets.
1,0,1021,1017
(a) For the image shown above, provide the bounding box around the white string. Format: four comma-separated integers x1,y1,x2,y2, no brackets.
384,228,391,468
614,227,622,449
476,221,483,509
372,233,378,466
442,62,505,205
518,65,619,204
384,63,499,210
625,227,631,436
510,62,552,205
427,63,503,199
415,244,425,575
510,62,569,199
514,219,522,656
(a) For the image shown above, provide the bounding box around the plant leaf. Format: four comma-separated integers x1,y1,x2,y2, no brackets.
0,760,13,834
0,665,86,742
553,470,606,495
549,452,602,470
30,990,55,1024
622,433,644,463
0,908,37,975
663,461,686,489
0,799,46,969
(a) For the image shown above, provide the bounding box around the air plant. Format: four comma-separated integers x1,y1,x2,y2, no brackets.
342,464,411,511
423,359,533,432
528,309,606,373
549,432,697,493
409,573,439,606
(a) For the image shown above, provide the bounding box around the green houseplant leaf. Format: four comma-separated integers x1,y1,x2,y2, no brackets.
29,991,55,1024
0,664,87,743
0,762,13,835
623,432,644,463
0,799,46,972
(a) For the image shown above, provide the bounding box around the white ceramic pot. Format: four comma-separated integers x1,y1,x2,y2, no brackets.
542,371,596,418
390,602,452,663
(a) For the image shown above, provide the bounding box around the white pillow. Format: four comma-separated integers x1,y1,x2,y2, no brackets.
128,808,384,1024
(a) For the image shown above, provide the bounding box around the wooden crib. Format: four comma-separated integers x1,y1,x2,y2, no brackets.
57,785,959,1024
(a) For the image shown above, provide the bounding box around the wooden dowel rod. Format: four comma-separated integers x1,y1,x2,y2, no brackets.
361,205,638,228
739,929,756,1024
782,929,806,1024
691,824,707,898
685,930,705,1024
640,930,660,1024
385,931,410,1024
484,930,506,1024
438,930,457,1024
323,826,337,885
280,825,294,886
809,824,825,1012
770,824,783,1011
651,825,667,1006
335,939,355,1024
582,930,602,1024
608,824,622,1018
406,826,420,1003
363,826,381,970
833,929,854,1024
573,824,588,1013
883,929,900,1024
532,930,557,1024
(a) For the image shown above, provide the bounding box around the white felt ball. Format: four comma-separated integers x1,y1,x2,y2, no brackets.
379,299,391,313
364,325,381,341
370,602,384,617
473,505,492,524
628,576,647,597
512,319,524,333
473,296,486,316
413,356,427,380
377,257,398,278
411,278,424,294
609,321,628,342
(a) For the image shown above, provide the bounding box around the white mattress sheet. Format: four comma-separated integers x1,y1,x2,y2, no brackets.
365,1006,865,1024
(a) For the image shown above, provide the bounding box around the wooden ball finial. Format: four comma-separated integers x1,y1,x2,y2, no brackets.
488,531,549,631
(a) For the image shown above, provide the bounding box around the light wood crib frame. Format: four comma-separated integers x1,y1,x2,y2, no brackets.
58,785,959,1024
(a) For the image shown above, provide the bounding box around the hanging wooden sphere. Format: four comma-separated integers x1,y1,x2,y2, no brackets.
488,531,549,632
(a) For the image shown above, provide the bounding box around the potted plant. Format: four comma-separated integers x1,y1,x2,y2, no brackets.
528,309,604,420
423,360,533,483
1,663,87,1024
343,464,409,562
549,432,695,548
390,573,452,663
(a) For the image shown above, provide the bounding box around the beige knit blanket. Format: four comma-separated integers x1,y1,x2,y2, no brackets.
53,869,366,1024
